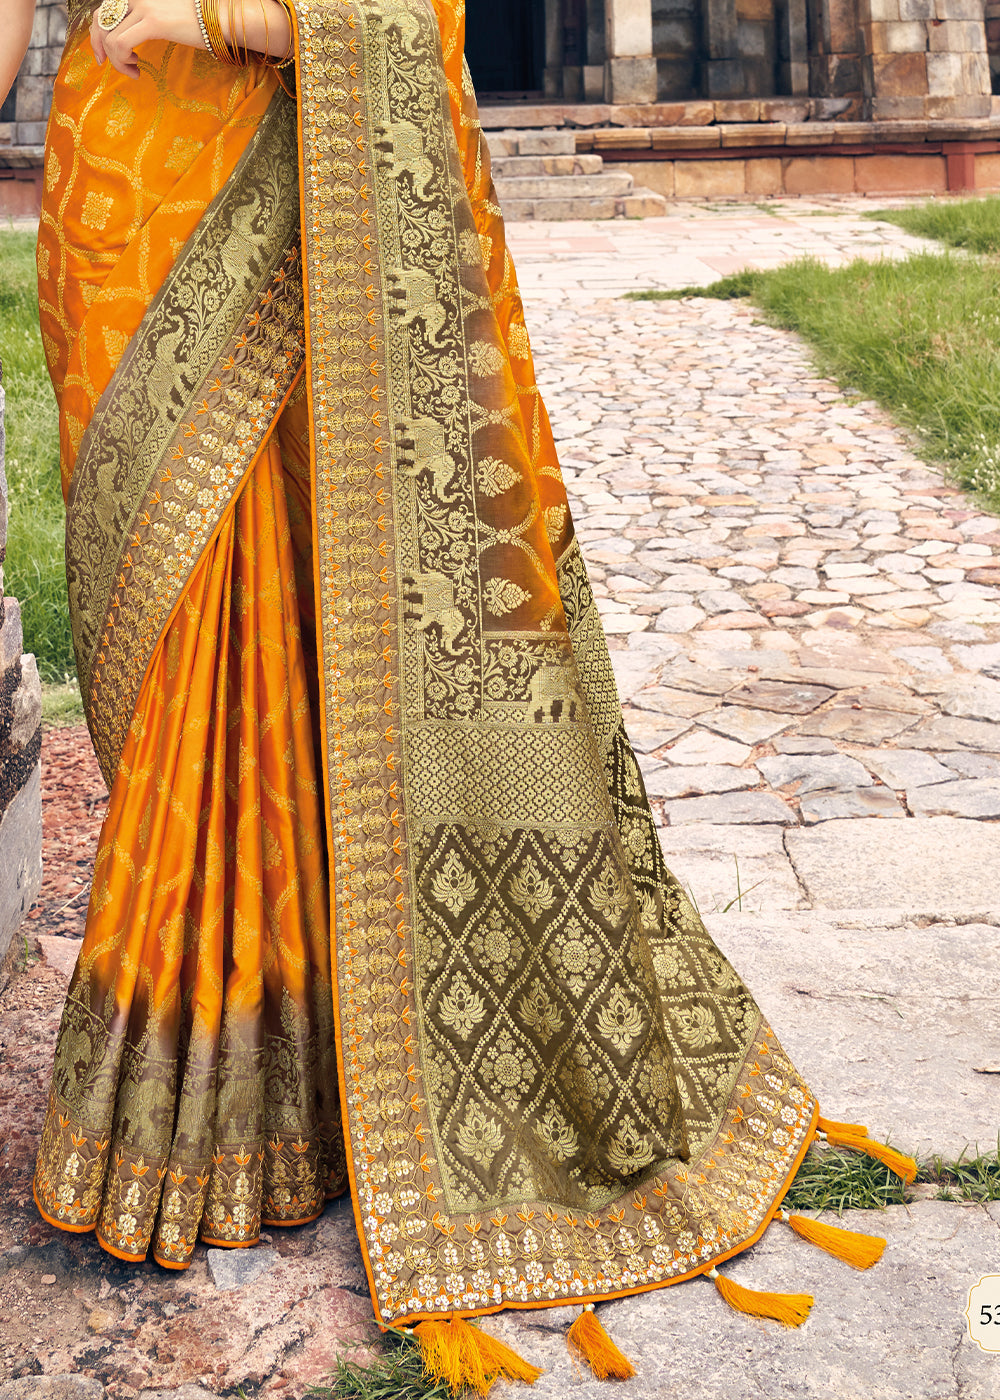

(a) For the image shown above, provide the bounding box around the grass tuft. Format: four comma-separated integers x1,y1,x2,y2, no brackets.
919,1141,1000,1203
785,1140,1000,1213
866,196,1000,254
310,1330,450,1400
624,269,765,302
1,229,70,682
41,680,85,728
784,1145,911,1214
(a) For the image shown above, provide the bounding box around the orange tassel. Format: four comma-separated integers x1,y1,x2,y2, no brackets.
567,1305,636,1380
818,1121,917,1184
708,1267,813,1327
473,1326,545,1386
817,1116,869,1137
780,1209,886,1269
412,1315,541,1396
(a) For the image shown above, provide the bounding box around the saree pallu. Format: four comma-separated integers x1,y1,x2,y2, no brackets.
36,0,820,1321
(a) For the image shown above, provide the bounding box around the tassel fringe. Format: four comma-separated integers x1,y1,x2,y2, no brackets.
817,1118,917,1184
567,1305,636,1380
780,1209,886,1269
412,1316,542,1396
708,1267,813,1327
817,1116,869,1137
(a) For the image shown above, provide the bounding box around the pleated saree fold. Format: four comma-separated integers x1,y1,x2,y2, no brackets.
36,0,819,1316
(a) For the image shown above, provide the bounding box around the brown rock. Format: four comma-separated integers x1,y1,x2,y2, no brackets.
745,157,784,194
714,99,762,121
870,51,928,96
761,600,812,617
701,611,772,629
674,159,747,196
784,155,857,194
854,153,946,192
728,680,836,712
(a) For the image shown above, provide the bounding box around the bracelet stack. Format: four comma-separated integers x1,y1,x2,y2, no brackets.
193,0,212,53
195,0,294,68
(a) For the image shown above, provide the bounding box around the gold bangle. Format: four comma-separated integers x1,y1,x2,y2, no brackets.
269,0,295,68
201,0,233,62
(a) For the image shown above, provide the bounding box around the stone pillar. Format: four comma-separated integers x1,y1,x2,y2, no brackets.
776,0,811,93
585,0,608,96
544,0,565,97
605,0,659,101
0,384,43,992
807,0,864,100
859,0,991,119
703,0,745,95
653,0,703,100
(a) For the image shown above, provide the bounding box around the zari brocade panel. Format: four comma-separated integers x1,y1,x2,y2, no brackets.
293,0,816,1326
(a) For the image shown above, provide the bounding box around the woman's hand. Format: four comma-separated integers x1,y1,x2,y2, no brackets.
1,0,37,109
92,0,292,80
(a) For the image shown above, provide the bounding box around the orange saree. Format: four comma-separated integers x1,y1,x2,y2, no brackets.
34,32,343,1265
34,0,913,1379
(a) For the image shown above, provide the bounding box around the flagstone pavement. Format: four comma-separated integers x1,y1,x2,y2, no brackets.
1,199,997,1400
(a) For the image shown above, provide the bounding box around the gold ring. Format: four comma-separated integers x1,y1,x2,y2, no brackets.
96,0,129,31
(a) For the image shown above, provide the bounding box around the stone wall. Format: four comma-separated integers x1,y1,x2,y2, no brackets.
2,0,66,146
860,0,991,119
0,0,65,216
536,0,992,114
0,385,43,990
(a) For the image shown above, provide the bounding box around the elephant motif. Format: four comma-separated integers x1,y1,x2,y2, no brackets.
403,570,465,655
370,0,422,53
395,416,458,497
528,664,581,724
375,120,434,200
385,266,447,348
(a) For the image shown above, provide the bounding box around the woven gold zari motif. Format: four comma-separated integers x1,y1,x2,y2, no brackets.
294,0,815,1328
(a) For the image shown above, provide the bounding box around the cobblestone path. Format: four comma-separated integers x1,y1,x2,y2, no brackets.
513,217,1000,918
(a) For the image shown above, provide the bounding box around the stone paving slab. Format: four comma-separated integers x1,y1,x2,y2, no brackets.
497,1201,1000,1400
657,824,807,912
785,817,1000,911
707,911,1000,1157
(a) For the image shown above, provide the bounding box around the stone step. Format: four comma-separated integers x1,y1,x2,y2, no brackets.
490,153,605,177
500,195,621,221
494,171,635,200
619,185,669,217
486,129,577,159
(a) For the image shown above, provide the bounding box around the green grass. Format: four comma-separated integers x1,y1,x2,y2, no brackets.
921,1142,1000,1203
624,269,764,302
628,251,1000,513
41,680,85,727
1,229,70,683
867,195,1000,254
784,1146,912,1213
784,1141,1000,1214
310,1331,451,1400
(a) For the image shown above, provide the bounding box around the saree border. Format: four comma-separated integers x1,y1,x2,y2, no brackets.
292,0,818,1329
65,90,305,784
